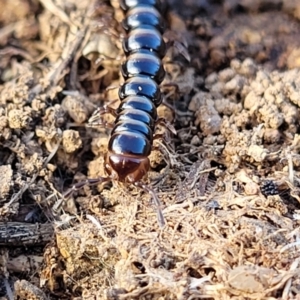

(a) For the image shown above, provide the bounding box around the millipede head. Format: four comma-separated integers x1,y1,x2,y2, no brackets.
105,152,150,183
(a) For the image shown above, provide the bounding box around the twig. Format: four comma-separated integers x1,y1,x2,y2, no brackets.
0,222,53,246
38,0,75,28
4,174,38,207
282,258,300,299
287,148,294,185
3,277,13,300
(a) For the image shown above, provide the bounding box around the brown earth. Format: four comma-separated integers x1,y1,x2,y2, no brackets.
1,0,300,299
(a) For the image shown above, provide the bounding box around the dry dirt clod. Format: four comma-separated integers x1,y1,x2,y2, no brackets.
0,165,13,200
8,109,30,129
14,279,48,300
61,93,93,124
228,265,278,293
2,0,300,299
244,182,260,195
62,129,82,154
247,144,269,162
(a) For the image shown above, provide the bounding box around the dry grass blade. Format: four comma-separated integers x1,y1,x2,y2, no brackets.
1,0,300,299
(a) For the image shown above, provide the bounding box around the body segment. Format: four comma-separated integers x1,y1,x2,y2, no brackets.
106,0,167,183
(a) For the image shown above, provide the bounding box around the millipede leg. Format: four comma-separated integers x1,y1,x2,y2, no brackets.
153,133,169,142
161,82,180,94
87,99,119,127
161,83,180,107
153,133,174,151
173,40,190,62
152,140,177,168
134,181,165,228
63,177,112,198
156,117,177,135
87,120,115,129
87,106,115,128
153,118,176,155
165,39,190,62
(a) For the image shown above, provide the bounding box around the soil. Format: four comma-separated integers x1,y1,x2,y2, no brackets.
1,0,300,299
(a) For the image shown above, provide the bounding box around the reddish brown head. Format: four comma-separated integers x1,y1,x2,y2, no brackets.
105,152,150,183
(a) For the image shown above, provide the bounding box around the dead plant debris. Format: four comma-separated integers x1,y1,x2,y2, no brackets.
1,0,300,299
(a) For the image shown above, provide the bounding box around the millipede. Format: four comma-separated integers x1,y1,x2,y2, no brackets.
64,0,176,227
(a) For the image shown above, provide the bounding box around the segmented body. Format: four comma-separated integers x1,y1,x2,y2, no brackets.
104,0,166,184
64,0,168,226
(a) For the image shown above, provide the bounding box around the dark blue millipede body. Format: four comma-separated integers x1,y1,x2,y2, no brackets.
122,6,165,33
118,76,162,106
121,50,165,83
122,27,166,57
120,0,165,13
104,0,167,186
117,95,158,119
65,0,170,227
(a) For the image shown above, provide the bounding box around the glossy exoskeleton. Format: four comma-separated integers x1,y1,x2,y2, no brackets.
65,0,170,227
